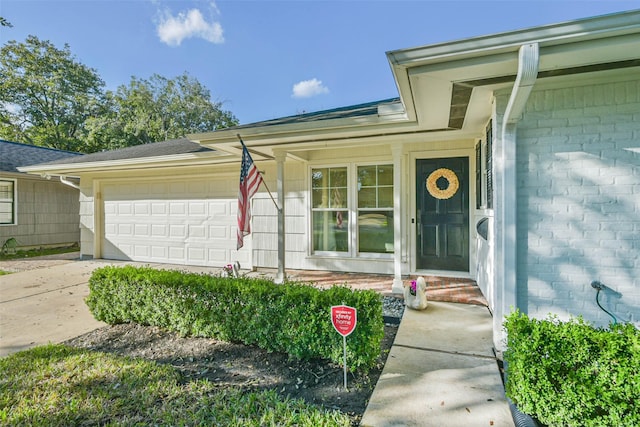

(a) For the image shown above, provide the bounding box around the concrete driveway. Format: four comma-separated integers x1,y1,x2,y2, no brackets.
0,259,111,357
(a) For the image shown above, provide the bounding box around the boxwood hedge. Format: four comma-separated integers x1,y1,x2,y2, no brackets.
504,311,640,427
86,265,384,371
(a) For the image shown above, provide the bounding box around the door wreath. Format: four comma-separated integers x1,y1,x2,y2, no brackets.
426,168,459,200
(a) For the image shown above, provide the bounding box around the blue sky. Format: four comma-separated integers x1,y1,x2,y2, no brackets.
1,1,638,125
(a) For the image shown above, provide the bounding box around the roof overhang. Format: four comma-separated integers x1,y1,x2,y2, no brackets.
17,151,230,177
387,9,640,132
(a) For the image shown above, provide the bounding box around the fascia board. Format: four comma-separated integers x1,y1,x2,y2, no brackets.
387,10,640,69
18,151,230,176
189,118,420,147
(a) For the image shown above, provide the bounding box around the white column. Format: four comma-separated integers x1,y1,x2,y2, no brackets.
274,151,286,284
391,145,404,294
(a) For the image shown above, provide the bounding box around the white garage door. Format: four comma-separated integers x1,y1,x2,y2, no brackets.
102,177,250,267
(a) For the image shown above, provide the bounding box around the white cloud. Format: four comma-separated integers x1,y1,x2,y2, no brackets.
292,78,329,98
157,8,224,46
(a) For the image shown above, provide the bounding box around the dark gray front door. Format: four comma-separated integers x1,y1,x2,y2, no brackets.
416,157,469,271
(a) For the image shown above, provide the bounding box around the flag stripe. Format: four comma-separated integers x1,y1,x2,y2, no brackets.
237,141,264,249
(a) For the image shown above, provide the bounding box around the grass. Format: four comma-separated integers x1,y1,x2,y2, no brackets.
0,344,351,427
0,245,78,261
0,270,9,276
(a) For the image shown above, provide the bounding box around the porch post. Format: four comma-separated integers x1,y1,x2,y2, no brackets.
391,146,404,294
274,151,286,284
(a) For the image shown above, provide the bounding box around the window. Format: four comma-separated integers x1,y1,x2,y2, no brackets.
0,179,16,225
475,120,493,209
311,164,394,256
357,165,394,253
312,167,348,252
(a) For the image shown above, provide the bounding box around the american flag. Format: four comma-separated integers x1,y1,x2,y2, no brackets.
237,141,264,249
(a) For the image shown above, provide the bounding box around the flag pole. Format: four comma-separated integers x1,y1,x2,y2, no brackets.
237,134,281,212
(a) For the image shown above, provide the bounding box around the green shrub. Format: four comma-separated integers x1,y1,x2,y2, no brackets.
504,311,640,427
86,266,384,371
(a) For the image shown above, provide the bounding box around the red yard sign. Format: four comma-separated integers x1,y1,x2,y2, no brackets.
331,305,357,337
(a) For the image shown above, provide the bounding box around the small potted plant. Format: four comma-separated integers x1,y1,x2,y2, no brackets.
404,277,428,310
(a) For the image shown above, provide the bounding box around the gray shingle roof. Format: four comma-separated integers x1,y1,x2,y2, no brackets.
0,140,81,173
40,138,213,166
17,98,399,168
228,97,401,130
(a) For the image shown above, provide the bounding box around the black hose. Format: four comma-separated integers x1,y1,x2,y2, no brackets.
595,288,618,325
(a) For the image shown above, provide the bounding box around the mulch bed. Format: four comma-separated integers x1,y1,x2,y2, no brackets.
65,321,399,426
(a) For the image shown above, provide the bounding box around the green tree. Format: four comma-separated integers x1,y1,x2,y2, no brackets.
84,73,238,152
0,35,105,152
0,17,13,27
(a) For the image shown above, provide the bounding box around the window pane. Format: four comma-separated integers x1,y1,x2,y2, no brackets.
358,188,376,208
358,166,377,187
313,211,348,252
377,165,393,185
378,187,393,208
312,188,329,208
330,168,347,187
0,181,13,200
0,202,12,224
358,211,394,253
311,168,327,189
329,187,347,208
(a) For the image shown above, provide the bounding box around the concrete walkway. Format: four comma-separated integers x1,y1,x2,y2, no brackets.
361,301,513,426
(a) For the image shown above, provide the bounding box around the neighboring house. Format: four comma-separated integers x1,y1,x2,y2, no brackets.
1,140,81,250
21,10,640,350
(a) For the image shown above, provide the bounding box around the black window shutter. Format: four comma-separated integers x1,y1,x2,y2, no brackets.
486,120,493,209
475,141,482,209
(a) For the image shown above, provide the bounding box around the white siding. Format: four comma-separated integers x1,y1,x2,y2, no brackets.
0,175,79,248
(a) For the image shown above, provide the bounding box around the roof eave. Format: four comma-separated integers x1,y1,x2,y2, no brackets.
387,9,640,69
18,151,230,177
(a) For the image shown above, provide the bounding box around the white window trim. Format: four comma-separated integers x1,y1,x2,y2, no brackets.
308,162,395,259
0,178,17,226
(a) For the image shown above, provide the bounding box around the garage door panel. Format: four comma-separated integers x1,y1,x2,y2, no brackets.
169,202,186,215
209,225,227,239
189,202,207,216
169,225,186,238
118,203,132,215
151,246,167,258
134,203,149,215
151,224,167,237
188,225,206,238
151,203,166,215
102,179,247,266
134,224,150,237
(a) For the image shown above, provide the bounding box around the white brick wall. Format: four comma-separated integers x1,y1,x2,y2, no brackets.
498,78,640,327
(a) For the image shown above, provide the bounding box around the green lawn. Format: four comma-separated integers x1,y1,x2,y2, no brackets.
0,270,9,276
0,344,351,427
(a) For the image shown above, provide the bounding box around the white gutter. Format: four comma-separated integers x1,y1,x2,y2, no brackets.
59,175,80,190
495,43,539,352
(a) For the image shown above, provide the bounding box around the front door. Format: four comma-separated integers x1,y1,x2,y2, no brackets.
416,157,469,271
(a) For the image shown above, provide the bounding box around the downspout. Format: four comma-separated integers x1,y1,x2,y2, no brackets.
499,42,539,427
496,43,539,351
